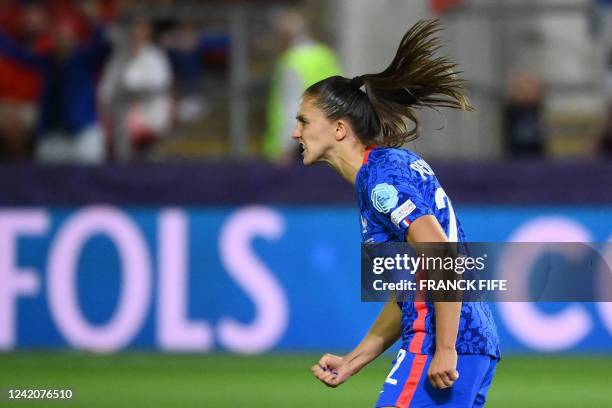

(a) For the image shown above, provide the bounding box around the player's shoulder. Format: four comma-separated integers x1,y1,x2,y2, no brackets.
363,147,433,183
367,146,416,166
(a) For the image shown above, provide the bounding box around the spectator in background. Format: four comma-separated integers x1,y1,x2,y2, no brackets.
502,70,546,158
0,1,47,159
163,21,210,125
100,17,172,156
162,21,229,125
0,0,110,164
263,10,341,163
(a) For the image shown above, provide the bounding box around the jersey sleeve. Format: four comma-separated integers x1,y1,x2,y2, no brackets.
366,159,433,238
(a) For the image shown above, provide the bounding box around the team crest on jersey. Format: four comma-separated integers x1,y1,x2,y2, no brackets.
371,183,399,214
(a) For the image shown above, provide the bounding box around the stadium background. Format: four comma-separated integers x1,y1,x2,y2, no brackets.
1,0,612,407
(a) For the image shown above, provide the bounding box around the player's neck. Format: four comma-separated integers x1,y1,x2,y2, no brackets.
324,143,366,185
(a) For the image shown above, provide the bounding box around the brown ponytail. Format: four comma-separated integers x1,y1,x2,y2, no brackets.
304,19,473,147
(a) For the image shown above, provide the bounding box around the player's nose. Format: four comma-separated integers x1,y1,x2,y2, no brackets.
291,124,301,140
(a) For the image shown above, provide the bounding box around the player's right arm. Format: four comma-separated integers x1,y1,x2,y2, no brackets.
311,297,401,388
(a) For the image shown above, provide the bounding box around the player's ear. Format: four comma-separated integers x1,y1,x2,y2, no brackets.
334,119,348,142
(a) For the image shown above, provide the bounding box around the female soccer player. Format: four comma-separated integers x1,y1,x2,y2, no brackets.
295,20,500,407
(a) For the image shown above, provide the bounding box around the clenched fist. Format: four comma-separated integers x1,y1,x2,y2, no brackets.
311,353,355,388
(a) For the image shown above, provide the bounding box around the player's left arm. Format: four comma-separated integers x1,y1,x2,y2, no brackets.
311,296,402,388
406,215,461,390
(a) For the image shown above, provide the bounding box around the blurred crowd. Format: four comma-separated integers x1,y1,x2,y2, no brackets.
0,0,611,164
0,0,229,163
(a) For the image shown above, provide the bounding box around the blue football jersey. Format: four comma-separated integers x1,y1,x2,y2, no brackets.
356,147,500,359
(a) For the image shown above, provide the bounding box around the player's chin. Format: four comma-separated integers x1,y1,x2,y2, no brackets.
301,150,317,166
